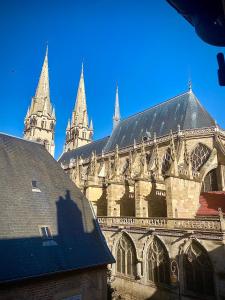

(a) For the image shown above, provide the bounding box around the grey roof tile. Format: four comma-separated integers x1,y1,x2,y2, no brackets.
103,91,216,152
59,136,109,164
0,133,114,283
59,91,216,162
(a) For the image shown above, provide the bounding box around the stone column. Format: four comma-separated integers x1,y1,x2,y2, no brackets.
217,165,225,191
85,179,106,216
134,179,152,217
107,181,125,217
165,176,201,218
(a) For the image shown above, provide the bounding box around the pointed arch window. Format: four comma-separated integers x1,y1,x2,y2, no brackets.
183,241,214,296
162,148,172,175
147,238,170,284
116,234,136,277
190,143,211,171
201,168,218,192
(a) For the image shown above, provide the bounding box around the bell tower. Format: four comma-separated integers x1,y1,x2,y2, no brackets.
24,47,56,156
64,64,93,152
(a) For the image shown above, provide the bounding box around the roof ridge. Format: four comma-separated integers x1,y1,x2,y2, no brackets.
0,132,42,146
119,90,190,123
73,135,110,150
58,136,110,161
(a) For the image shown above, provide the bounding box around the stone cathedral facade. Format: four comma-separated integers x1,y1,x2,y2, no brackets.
25,50,225,300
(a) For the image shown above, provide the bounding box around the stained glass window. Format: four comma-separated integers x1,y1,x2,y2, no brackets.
183,241,214,296
147,238,170,284
116,234,136,277
190,143,211,171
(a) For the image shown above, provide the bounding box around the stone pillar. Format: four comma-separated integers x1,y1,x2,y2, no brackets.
107,182,125,217
134,179,152,217
165,176,201,218
85,183,105,216
217,165,225,191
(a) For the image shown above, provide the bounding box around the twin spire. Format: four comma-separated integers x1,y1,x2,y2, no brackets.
27,46,54,118
35,46,50,100
24,46,122,154
24,46,56,157
72,63,90,128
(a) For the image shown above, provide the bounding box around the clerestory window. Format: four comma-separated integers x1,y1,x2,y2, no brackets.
190,143,211,171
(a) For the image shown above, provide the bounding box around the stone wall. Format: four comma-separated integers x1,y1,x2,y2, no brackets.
102,224,225,300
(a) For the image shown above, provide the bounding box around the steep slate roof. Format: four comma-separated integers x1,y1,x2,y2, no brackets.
0,133,114,283
59,90,216,162
59,136,109,164
103,90,216,152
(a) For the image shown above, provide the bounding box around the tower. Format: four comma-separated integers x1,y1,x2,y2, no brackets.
113,84,121,129
24,47,56,156
64,64,93,152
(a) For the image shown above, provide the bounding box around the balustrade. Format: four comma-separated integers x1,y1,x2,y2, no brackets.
97,216,222,232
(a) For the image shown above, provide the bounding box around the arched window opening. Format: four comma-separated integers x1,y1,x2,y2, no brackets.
190,143,211,172
162,148,172,175
116,234,136,277
183,241,214,296
201,168,218,192
147,238,170,284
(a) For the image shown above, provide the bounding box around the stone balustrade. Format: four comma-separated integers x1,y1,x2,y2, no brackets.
97,216,223,232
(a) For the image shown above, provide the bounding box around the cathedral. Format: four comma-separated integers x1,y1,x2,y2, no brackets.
24,49,225,300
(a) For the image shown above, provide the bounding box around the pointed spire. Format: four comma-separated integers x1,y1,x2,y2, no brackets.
35,46,50,100
113,84,121,129
73,63,88,127
89,119,93,131
66,119,71,131
52,107,56,119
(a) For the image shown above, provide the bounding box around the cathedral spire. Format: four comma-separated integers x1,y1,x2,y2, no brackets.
35,46,50,101
64,64,93,152
113,84,121,129
24,46,56,157
72,63,88,127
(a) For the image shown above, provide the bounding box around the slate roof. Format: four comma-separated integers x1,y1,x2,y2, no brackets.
59,136,109,165
59,90,216,162
0,133,114,283
103,90,216,152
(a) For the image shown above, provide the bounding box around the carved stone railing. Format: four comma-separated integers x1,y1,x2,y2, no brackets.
97,216,223,232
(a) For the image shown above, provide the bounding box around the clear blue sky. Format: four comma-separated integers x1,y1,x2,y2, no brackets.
0,0,224,158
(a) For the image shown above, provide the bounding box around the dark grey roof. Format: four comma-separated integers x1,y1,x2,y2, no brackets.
0,133,114,283
103,91,216,152
59,136,109,164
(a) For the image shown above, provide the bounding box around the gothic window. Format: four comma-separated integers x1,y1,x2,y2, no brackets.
147,238,170,284
41,120,44,128
82,131,86,139
201,168,218,192
183,241,215,296
116,234,136,277
162,148,172,175
190,143,211,172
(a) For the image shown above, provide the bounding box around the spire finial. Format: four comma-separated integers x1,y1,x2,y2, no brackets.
113,83,121,129
46,42,48,57
188,79,192,92
81,62,84,77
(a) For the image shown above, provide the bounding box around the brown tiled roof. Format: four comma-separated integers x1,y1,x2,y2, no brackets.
197,192,225,216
